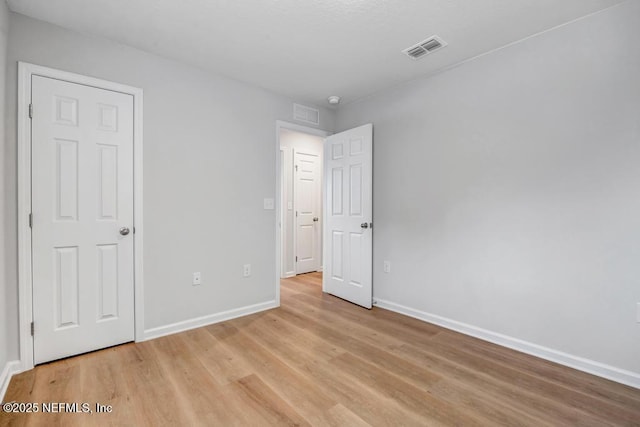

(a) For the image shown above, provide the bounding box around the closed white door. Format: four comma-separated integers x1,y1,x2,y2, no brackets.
295,150,321,274
31,75,135,364
324,124,373,308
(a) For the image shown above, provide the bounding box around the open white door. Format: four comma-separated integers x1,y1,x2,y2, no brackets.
31,75,135,364
323,124,373,308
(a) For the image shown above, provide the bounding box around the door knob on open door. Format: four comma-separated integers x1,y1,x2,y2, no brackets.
313,217,319,222
119,227,130,236
360,223,369,229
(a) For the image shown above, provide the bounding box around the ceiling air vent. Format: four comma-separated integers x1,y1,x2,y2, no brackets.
402,35,447,60
293,103,320,125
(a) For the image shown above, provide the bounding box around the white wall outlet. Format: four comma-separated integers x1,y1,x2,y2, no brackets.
243,264,251,277
383,261,391,273
264,198,275,210
192,272,201,286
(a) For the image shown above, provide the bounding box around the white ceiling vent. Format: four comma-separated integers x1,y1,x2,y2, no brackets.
293,103,320,126
402,35,447,60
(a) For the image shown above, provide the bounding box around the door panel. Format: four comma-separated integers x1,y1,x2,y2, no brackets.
332,168,343,215
294,151,321,274
97,144,118,220
97,244,119,320
54,246,79,328
324,124,373,308
55,139,79,220
331,231,344,280
31,75,135,364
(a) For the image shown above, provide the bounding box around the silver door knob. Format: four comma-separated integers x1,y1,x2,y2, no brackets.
119,227,130,236
313,217,319,222
360,223,369,229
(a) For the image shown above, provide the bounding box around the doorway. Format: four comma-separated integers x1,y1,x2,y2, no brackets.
279,126,327,278
275,121,374,309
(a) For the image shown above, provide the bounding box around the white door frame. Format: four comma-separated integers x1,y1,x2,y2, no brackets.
17,62,144,371
275,120,330,305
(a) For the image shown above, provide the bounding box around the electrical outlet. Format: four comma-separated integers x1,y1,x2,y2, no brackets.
383,261,391,273
243,264,251,278
263,198,275,210
192,272,201,286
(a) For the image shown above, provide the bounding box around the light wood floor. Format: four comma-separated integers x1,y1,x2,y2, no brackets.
3,272,640,426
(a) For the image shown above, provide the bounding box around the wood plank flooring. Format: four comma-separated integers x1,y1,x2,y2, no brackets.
2,272,640,426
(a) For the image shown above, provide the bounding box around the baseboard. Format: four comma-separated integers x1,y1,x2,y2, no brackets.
374,298,640,390
142,300,279,341
1,360,23,402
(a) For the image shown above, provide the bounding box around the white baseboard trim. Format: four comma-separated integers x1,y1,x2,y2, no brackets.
1,360,23,402
374,298,640,390
142,300,279,342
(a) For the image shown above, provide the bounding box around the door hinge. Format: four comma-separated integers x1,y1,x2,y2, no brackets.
30,322,34,336
28,103,33,119
295,256,298,262
28,213,33,228
295,164,298,172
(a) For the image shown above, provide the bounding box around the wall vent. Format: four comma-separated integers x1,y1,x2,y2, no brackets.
402,35,447,60
293,103,320,125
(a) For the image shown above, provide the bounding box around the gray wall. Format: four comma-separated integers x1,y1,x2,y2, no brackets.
3,13,336,360
0,0,9,373
337,1,640,373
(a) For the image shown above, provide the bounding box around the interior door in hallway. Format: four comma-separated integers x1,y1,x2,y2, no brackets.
294,150,321,274
31,75,135,364
324,124,373,308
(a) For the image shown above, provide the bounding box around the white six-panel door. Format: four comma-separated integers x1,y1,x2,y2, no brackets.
31,75,135,364
323,124,373,308
295,150,321,274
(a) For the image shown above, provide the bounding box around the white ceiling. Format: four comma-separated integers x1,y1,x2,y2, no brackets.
7,0,626,106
